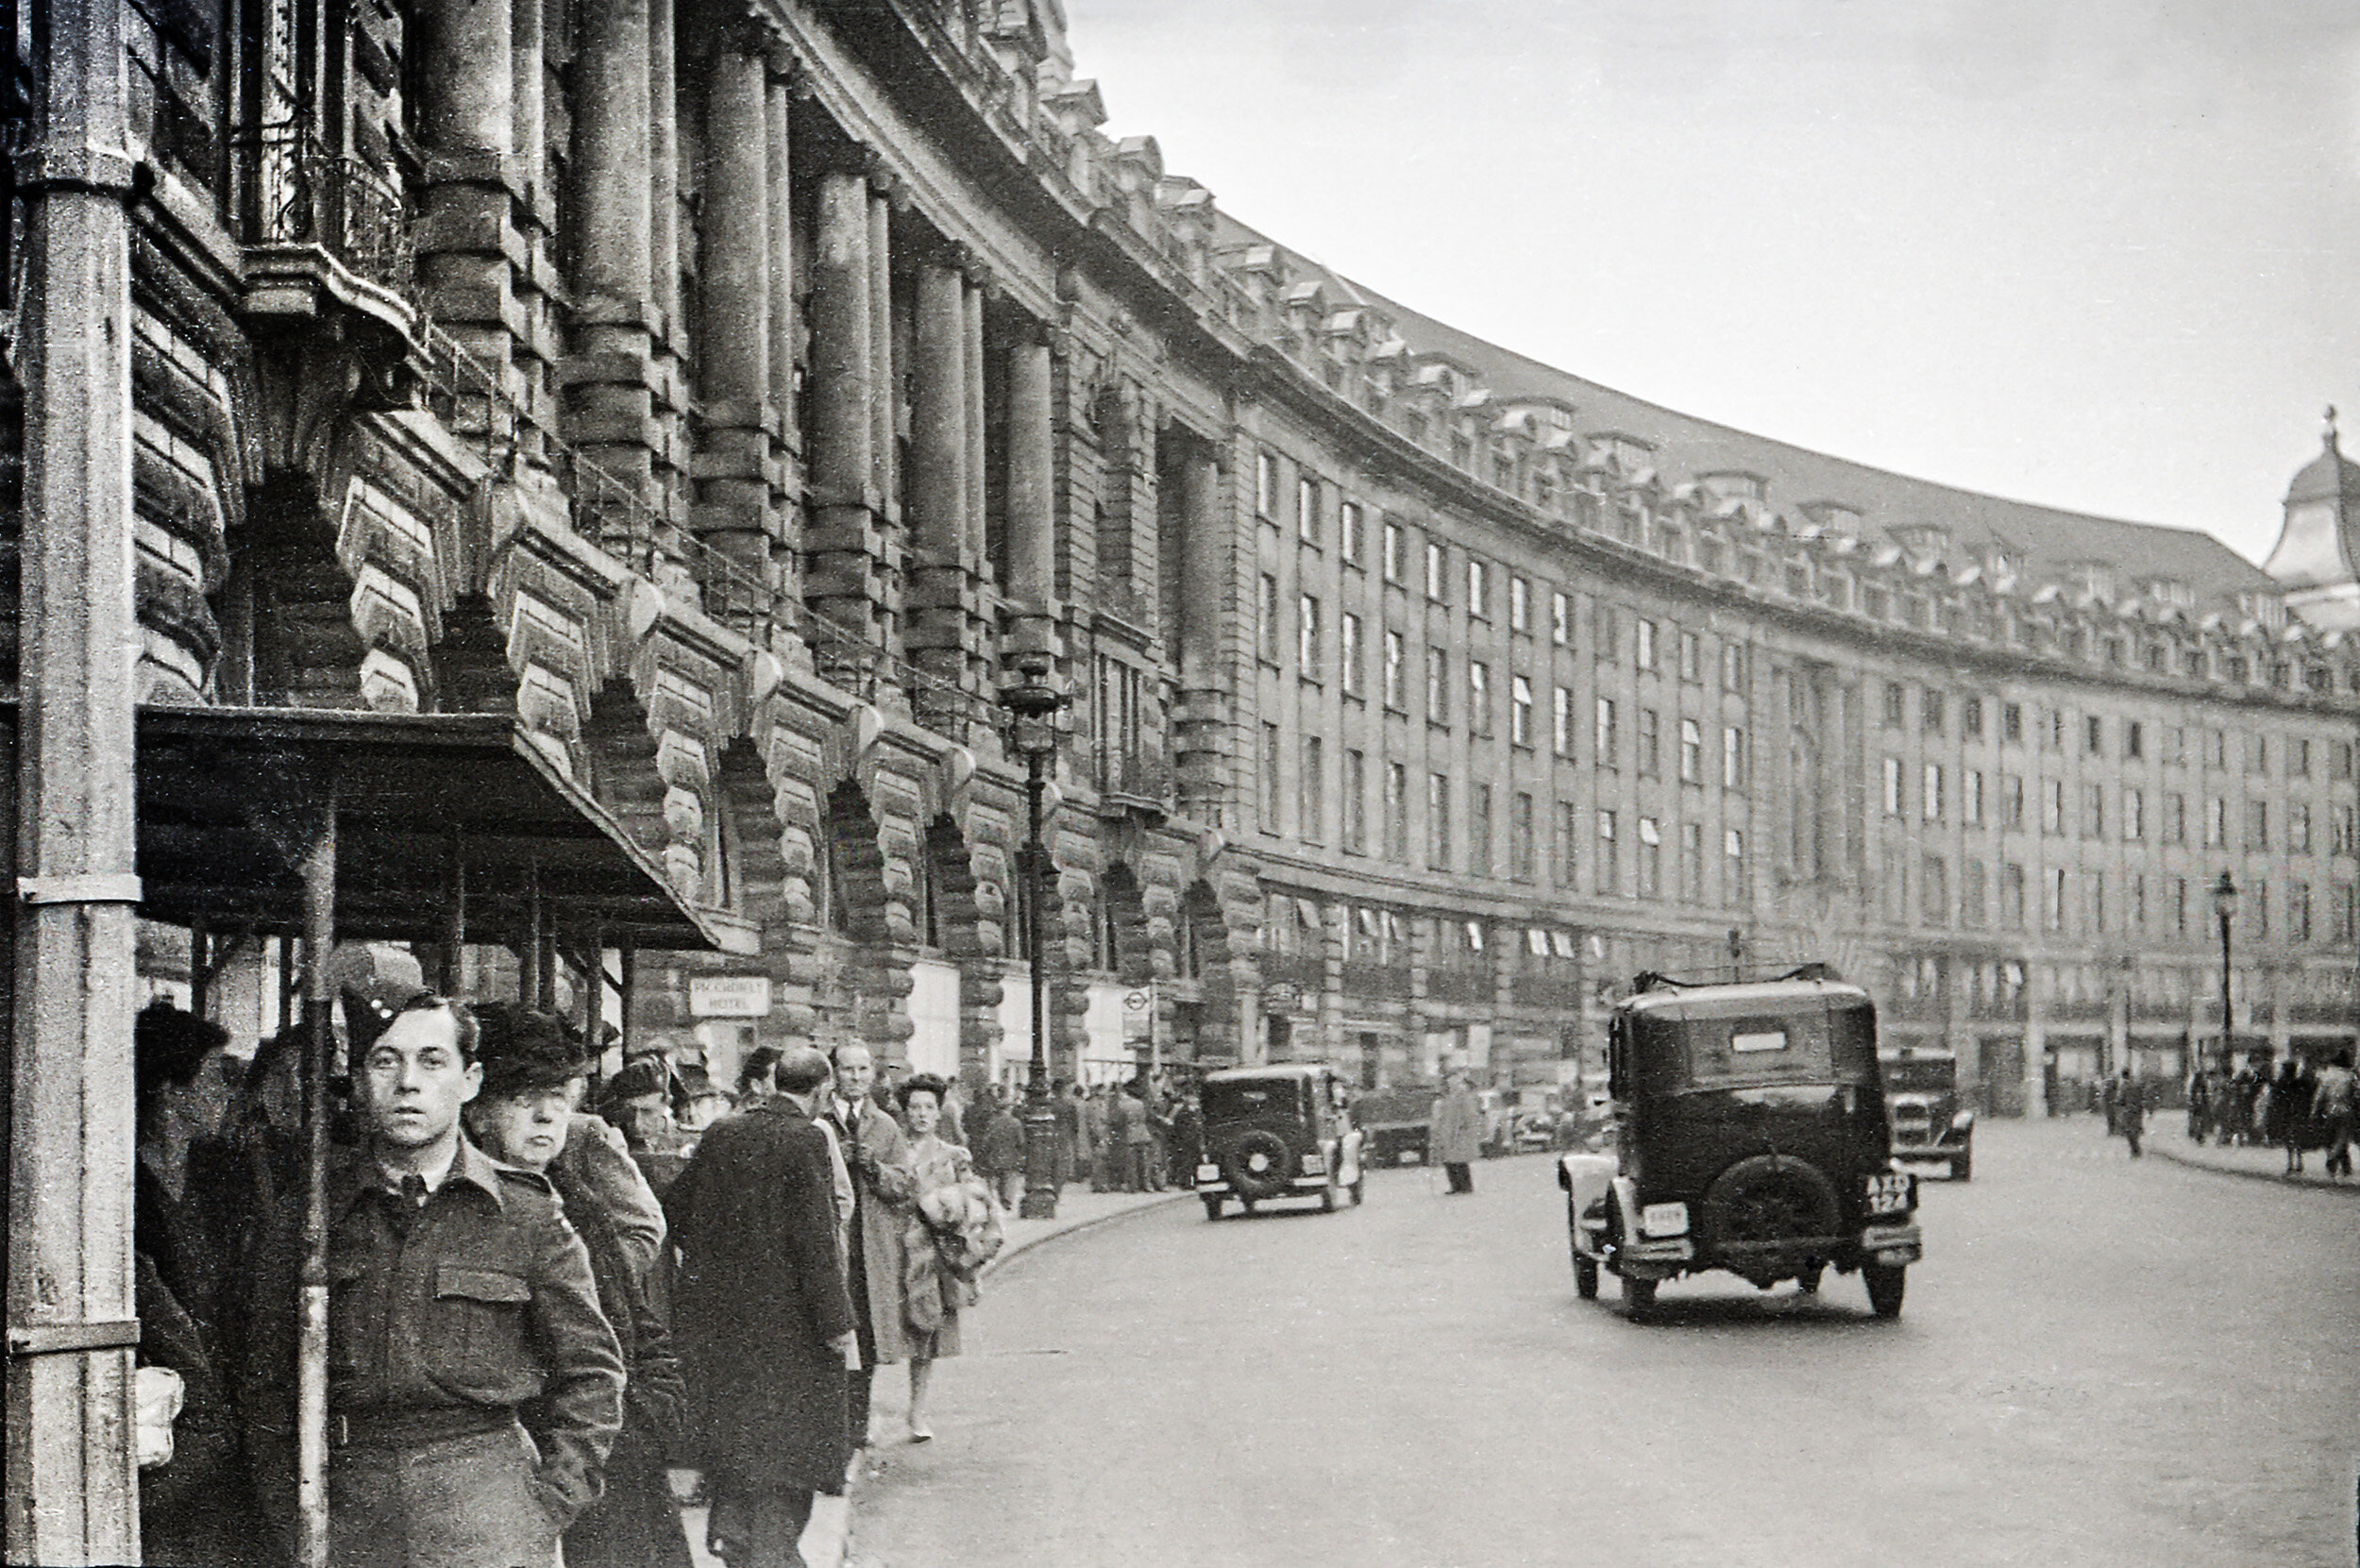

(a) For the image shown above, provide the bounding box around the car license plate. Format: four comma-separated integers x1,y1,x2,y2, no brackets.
1865,1172,1912,1214
1195,1163,1220,1182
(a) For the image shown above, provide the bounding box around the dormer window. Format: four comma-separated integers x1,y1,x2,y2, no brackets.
1697,470,1767,502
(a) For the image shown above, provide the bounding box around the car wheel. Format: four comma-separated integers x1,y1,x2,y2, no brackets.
1796,1263,1824,1294
1239,1197,1256,1217
1952,1153,1972,1182
1699,1155,1842,1254
1622,1272,1657,1317
1202,1195,1223,1222
1865,1264,1906,1319
1221,1129,1293,1202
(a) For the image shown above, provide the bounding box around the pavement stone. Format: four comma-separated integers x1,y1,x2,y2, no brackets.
2147,1127,2360,1193
679,1184,1188,1568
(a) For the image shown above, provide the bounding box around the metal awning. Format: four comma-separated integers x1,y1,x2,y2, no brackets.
134,706,755,955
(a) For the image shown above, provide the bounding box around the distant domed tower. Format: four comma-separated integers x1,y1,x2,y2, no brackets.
2265,408,2360,632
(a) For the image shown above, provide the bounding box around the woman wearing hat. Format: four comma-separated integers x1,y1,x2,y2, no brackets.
467,1005,693,1568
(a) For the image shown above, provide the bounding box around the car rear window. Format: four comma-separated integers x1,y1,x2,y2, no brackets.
1669,1010,1836,1087
1203,1078,1304,1122
1880,1057,1955,1093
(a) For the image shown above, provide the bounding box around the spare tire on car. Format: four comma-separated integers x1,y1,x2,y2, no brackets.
1699,1154,1842,1255
1221,1129,1294,1201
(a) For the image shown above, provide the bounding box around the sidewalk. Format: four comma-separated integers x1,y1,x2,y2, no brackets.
682,1183,1188,1568
2147,1128,2360,1194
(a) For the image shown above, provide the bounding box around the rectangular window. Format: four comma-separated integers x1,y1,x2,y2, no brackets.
1724,829,1747,906
1384,763,1408,861
1299,736,1323,843
1680,822,1705,902
1680,718,1703,784
2083,870,2106,934
1424,540,1447,601
1921,854,1947,924
1883,756,1904,816
2291,737,2311,778
1553,686,1573,757
2167,792,2186,844
2209,728,2229,769
1963,859,1987,927
1511,675,1534,748
1559,802,1580,886
1259,722,1282,832
1638,708,1660,776
1722,642,1748,693
2292,883,2312,944
1595,698,1619,767
2082,782,2104,839
1922,763,1944,822
2336,740,2355,782
2248,799,2268,851
1923,692,1945,735
1343,749,1367,852
2248,733,2268,774
1550,590,1570,646
2123,788,2144,841
2206,796,2226,848
1678,630,1701,683
1636,618,1658,670
1297,594,1322,679
1469,784,1492,877
1511,792,1535,881
2132,874,2148,932
2046,866,2067,931
1427,648,1449,723
2002,701,2023,744
1340,613,1362,697
1963,697,1984,738
2125,720,2144,760
1964,769,1984,826
1469,661,1492,736
1427,773,1450,868
1383,630,1405,710
1383,519,1405,583
1509,576,1530,632
2084,714,2104,756
1593,602,1620,662
2335,802,2356,856
1638,817,1662,897
1257,574,1280,663
2044,779,2065,835
2004,773,2025,830
2002,863,2027,929
1467,558,1490,619
1595,810,1619,895
1725,727,1748,791
2251,879,2270,941
1882,682,1907,729
1297,475,1320,542
1255,449,1276,517
1340,501,1364,565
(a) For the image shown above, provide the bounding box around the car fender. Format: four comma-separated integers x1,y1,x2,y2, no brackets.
1340,1125,1364,1185
1557,1153,1618,1253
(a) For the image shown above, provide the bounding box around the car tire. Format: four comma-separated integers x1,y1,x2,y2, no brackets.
1221,1129,1293,1202
1699,1154,1842,1254
1621,1272,1657,1317
1202,1195,1223,1222
1865,1264,1906,1318
1953,1151,1972,1182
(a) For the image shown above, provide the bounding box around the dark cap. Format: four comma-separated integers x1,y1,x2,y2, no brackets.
472,1002,593,1097
601,1058,669,1104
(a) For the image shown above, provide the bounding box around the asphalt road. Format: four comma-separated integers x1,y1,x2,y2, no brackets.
851,1119,2359,1568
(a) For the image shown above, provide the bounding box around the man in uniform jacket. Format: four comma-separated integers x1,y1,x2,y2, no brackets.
668,1045,854,1567
239,995,624,1568
824,1043,918,1449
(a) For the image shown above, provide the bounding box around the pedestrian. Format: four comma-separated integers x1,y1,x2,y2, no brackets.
668,1046,854,1568
2099,1071,2119,1135
894,1074,1003,1442
737,1045,784,1104
603,1056,697,1199
1431,1071,1482,1194
465,1004,692,1568
1083,1084,1112,1191
238,993,625,1568
824,1043,919,1450
1107,1079,1144,1191
1054,1078,1082,1189
1170,1091,1203,1189
2267,1058,2305,1173
937,1075,969,1148
2312,1049,2356,1179
975,1088,1025,1210
2116,1069,2145,1157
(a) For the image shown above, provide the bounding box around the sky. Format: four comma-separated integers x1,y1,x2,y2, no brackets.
1058,0,2360,565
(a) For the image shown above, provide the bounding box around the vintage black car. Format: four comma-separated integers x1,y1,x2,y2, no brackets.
1559,971,1922,1318
1196,1064,1366,1219
1880,1046,1974,1180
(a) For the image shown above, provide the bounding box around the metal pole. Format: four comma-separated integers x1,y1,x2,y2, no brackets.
520,862,542,1005
1019,750,1058,1219
440,824,465,994
296,779,338,1568
191,915,211,1020
2218,902,2234,1075
619,935,640,1062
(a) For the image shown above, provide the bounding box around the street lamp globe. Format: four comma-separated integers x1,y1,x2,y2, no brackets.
2210,870,2238,928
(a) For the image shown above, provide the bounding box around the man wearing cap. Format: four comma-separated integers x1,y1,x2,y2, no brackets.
823,1043,916,1449
238,993,625,1568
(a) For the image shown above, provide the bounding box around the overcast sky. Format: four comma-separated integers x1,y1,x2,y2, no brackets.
1060,0,2360,565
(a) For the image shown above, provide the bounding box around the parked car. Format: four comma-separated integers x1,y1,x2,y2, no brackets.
1559,971,1923,1319
1353,1082,1434,1165
1880,1046,1975,1180
1197,1064,1367,1219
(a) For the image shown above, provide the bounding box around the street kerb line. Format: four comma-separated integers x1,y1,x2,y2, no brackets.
981,1192,1197,1281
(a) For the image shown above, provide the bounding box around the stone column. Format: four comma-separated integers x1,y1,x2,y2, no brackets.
806,168,885,652
648,0,679,321
867,188,896,517
963,278,989,564
1175,447,1224,692
570,0,650,306
766,68,796,430
8,0,140,1554
1004,331,1055,611
910,262,969,559
421,0,514,151
692,38,773,586
512,0,543,191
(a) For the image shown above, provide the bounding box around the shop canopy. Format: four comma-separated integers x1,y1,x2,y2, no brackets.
133,705,757,956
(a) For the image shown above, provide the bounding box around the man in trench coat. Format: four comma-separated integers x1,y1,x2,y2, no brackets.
1431,1071,1483,1194
824,1042,918,1448
668,1046,854,1567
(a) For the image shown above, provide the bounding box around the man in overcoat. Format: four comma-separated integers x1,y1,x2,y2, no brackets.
824,1042,918,1448
1431,1070,1483,1193
668,1045,853,1567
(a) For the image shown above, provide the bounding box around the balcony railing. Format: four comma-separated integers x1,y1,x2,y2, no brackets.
240,123,413,295
1092,747,1172,804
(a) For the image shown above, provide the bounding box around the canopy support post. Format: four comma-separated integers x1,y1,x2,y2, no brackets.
440,825,465,995
519,862,542,1006
619,935,639,1061
295,776,338,1568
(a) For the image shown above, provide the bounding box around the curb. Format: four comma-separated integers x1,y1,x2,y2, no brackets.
2148,1140,2360,1196
983,1190,1196,1280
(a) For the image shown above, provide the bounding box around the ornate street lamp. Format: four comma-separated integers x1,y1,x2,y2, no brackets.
1001,649,1068,1219
2212,870,2238,1074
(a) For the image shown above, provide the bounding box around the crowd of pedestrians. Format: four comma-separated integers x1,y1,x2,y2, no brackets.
2183,1050,2358,1177
125,987,1013,1568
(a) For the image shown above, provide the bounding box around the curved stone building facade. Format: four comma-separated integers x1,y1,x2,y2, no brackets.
16,0,2358,1114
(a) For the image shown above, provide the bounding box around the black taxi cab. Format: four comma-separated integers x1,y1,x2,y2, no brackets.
1196,1063,1366,1219
1559,970,1922,1318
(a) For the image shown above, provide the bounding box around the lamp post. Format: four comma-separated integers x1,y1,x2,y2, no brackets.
1002,651,1068,1219
2212,870,2238,1074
